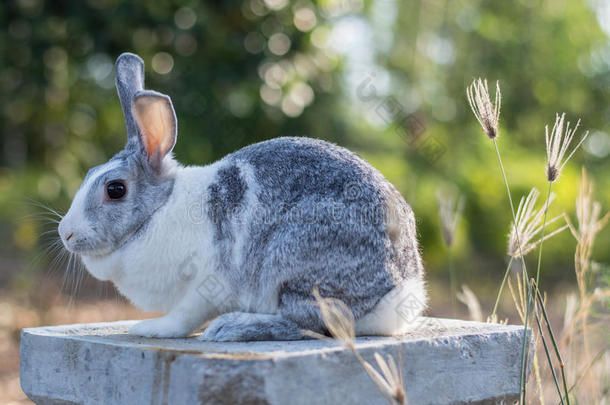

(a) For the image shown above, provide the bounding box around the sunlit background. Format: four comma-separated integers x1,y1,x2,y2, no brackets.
1,0,609,402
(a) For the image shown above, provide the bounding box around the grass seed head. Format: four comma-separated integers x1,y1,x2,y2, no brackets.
545,113,589,182
466,78,501,139
507,188,568,258
311,286,356,349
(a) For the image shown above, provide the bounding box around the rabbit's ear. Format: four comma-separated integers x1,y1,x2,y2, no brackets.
133,91,177,172
115,53,145,146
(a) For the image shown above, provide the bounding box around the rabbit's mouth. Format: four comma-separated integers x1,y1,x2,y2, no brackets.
61,229,123,257
80,246,114,258
78,213,151,258
59,216,121,257
65,238,115,258
74,236,131,258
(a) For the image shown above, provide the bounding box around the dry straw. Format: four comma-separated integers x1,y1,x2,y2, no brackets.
492,188,567,325
307,287,407,405
437,191,464,248
545,113,589,182
466,78,501,139
565,168,610,263
466,76,606,403
467,77,532,402
437,190,464,315
507,188,568,259
456,285,483,322
465,78,582,404
563,168,609,400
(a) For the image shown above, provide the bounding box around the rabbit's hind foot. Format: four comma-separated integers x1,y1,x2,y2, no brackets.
198,312,305,341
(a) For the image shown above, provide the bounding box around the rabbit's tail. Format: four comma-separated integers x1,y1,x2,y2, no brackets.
355,277,428,336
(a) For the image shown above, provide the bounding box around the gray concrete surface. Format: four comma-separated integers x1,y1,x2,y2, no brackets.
20,317,532,404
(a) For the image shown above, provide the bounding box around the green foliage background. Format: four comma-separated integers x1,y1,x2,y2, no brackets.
1,0,609,295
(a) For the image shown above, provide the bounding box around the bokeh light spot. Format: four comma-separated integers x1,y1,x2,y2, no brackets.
260,84,282,105
289,82,314,107
264,0,288,11
86,53,113,83
152,52,174,74
311,26,330,49
174,7,197,30
249,0,269,17
268,33,291,56
281,96,303,117
294,8,317,32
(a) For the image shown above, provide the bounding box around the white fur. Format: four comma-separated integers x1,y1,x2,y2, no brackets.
230,161,258,271
82,165,219,312
355,277,428,336
227,160,279,314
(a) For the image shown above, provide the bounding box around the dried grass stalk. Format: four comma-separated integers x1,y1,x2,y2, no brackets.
508,188,568,258
545,113,589,182
456,284,483,322
466,78,501,139
437,190,465,247
308,287,407,405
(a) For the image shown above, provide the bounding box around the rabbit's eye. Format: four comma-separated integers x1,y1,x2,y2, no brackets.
106,181,126,199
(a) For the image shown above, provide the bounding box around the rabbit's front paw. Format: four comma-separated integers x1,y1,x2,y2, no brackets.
129,317,190,338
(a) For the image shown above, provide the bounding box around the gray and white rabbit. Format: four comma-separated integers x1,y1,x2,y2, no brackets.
58,53,427,341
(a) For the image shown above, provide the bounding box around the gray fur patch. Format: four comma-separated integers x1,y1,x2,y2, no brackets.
207,165,248,241
213,137,424,332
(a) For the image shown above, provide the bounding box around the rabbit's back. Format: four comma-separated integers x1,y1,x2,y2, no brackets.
213,137,423,330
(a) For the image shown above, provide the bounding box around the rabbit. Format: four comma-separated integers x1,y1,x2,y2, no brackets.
57,52,427,341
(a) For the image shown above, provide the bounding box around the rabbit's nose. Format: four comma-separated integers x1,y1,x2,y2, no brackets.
58,220,75,244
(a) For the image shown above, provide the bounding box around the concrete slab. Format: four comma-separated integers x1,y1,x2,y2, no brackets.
20,318,532,405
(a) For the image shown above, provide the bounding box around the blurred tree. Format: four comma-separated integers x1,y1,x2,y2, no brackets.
0,0,608,290
0,0,347,286
343,0,610,284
